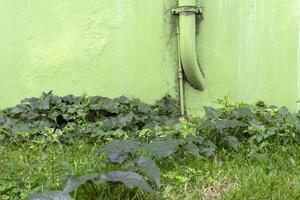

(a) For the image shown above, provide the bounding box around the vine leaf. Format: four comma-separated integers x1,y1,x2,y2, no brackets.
98,140,140,163
25,191,73,200
0,113,7,125
185,142,200,157
98,171,154,193
215,119,243,131
204,106,219,119
226,136,239,150
10,106,27,115
187,136,205,144
63,174,99,193
231,107,255,118
199,140,216,157
143,139,181,158
134,156,161,189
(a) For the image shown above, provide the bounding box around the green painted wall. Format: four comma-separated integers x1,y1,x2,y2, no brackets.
0,0,299,112
189,0,300,111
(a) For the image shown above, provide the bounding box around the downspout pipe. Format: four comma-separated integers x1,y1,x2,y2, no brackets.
173,0,204,90
177,28,185,116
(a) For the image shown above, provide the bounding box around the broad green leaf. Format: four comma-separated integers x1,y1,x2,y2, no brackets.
118,113,134,128
62,95,81,105
99,171,153,193
103,117,119,130
204,106,219,119
21,97,38,107
66,106,78,114
114,96,130,104
98,140,140,163
38,99,50,110
25,111,40,120
231,107,255,118
111,129,127,138
48,94,62,105
143,139,181,158
0,113,7,125
137,103,151,114
101,101,119,114
102,113,134,130
187,136,205,144
255,135,263,143
90,128,106,137
199,140,216,157
215,119,243,130
277,106,290,116
185,142,200,157
90,96,111,105
40,119,56,128
25,191,73,200
198,119,215,130
10,122,31,134
134,156,161,188
10,106,27,115
226,136,239,150
63,174,99,193
162,118,178,127
287,115,300,130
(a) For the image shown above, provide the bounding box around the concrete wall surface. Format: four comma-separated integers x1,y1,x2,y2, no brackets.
0,0,299,112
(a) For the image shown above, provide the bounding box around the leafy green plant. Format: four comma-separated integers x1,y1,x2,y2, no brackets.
2,93,300,199
25,171,153,200
198,97,300,154
0,92,179,144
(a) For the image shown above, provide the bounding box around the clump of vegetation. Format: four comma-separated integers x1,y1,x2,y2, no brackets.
0,91,179,145
199,97,300,155
1,93,300,200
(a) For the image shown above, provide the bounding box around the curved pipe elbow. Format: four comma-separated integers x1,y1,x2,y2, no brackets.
178,0,204,90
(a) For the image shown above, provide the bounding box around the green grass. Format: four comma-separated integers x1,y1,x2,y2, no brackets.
2,94,300,199
1,141,300,200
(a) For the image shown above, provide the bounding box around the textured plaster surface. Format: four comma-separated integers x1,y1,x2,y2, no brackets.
187,0,300,112
0,0,299,112
0,0,177,107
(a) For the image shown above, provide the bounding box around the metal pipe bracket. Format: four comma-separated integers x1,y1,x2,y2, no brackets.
172,6,203,15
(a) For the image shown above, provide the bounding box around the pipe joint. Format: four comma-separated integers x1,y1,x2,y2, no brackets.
178,73,184,79
172,6,203,16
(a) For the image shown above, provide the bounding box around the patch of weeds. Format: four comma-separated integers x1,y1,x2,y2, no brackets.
1,94,300,199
